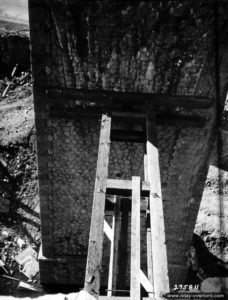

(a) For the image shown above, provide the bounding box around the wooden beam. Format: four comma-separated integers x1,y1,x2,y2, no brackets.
84,115,111,297
111,124,145,142
46,88,213,109
112,111,146,119
111,131,145,143
105,197,148,212
130,177,141,300
107,197,121,297
112,122,144,132
49,107,103,120
144,153,154,300
146,105,169,298
146,228,153,296
144,154,154,299
140,270,154,295
106,179,150,197
117,199,129,294
49,106,208,128
104,220,113,242
107,218,114,296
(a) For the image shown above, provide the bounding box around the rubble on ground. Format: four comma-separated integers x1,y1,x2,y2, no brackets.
1,70,32,99
15,246,39,280
0,66,40,296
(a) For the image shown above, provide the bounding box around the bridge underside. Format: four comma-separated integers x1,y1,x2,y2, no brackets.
29,0,218,294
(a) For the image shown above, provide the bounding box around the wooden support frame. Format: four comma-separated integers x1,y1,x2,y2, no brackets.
146,104,169,298
84,105,170,299
84,114,111,297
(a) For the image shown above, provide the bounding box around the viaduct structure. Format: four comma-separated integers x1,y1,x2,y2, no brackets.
28,0,228,299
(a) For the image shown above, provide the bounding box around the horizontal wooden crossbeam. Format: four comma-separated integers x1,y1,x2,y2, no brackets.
46,87,213,109
49,106,209,129
106,179,150,197
111,131,145,143
105,198,148,212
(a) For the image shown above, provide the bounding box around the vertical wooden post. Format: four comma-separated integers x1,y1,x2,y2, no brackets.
84,115,111,297
117,199,129,294
146,227,153,292
130,176,141,300
144,153,154,297
146,105,169,299
107,197,121,297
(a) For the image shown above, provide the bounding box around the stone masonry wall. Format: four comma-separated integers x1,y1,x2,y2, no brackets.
46,117,145,257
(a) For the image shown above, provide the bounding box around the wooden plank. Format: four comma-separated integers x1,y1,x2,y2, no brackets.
50,108,207,128
130,177,141,300
111,199,121,296
105,198,148,212
107,217,114,297
49,107,103,120
117,199,129,293
111,131,146,143
50,107,208,128
140,270,154,294
146,106,169,298
112,122,144,132
144,153,154,300
84,115,111,297
104,220,113,242
107,197,121,297
106,179,150,197
146,229,153,293
46,88,213,108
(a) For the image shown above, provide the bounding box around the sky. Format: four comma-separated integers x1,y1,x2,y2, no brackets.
0,0,28,23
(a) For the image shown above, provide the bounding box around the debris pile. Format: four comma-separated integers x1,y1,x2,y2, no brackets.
1,66,32,99
0,229,41,294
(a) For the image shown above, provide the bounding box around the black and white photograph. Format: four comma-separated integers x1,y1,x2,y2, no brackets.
0,0,227,299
